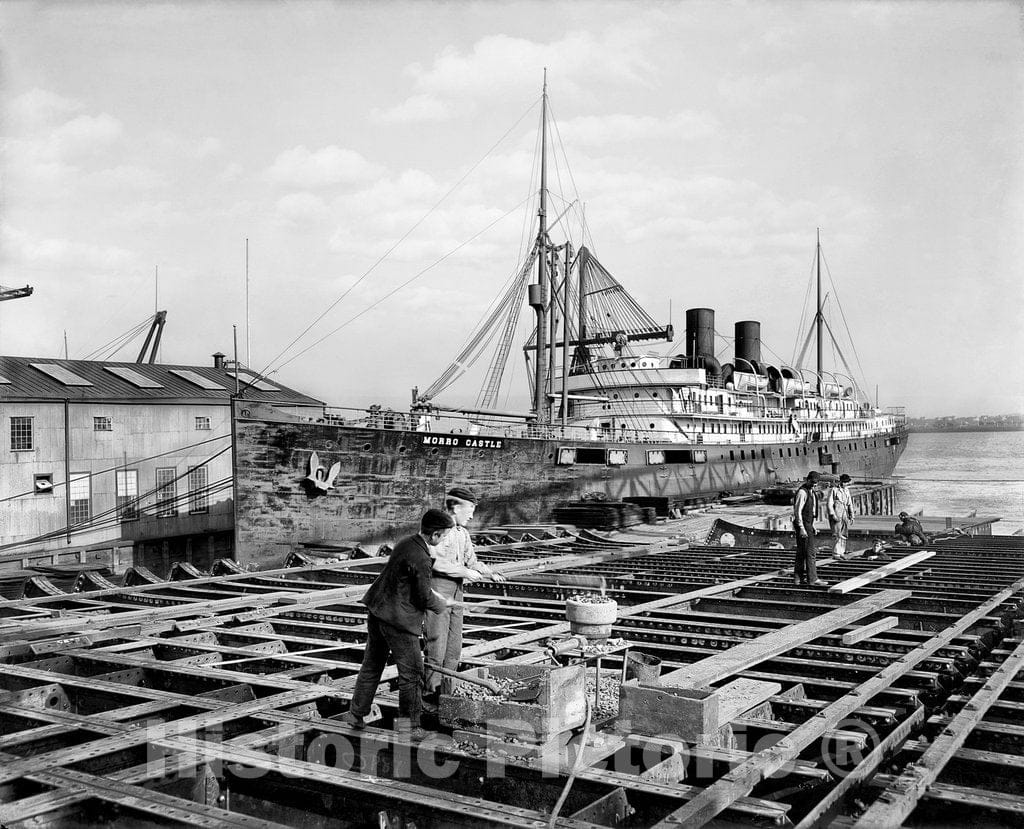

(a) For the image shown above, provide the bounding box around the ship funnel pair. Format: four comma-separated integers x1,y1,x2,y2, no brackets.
684,309,761,373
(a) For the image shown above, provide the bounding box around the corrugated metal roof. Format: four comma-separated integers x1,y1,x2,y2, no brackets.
0,356,324,406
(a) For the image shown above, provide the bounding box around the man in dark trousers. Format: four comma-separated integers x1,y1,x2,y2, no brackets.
793,471,827,587
342,508,454,741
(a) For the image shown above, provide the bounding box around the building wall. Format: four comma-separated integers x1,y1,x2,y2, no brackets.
1,400,234,550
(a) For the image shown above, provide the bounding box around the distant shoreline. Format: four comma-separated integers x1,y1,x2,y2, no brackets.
908,426,1024,434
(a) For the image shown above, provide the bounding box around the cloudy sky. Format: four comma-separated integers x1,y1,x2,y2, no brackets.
1,1,1021,418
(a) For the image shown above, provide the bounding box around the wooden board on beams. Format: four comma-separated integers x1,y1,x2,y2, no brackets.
658,589,912,688
842,616,899,645
647,573,1024,829
828,551,935,594
853,635,1024,828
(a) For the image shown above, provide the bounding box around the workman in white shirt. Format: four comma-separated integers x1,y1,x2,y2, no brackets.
827,473,854,560
423,487,506,704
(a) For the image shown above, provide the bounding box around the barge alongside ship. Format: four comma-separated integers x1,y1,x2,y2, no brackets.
234,82,906,564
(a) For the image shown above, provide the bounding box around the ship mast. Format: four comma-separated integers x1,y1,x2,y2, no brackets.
816,227,823,395
529,72,550,423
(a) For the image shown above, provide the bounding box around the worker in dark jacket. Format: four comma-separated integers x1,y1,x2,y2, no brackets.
793,471,827,587
343,508,454,740
895,511,927,545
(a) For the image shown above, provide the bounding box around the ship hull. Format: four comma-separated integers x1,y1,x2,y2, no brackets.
233,403,907,567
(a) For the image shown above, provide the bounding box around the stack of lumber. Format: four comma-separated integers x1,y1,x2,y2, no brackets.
553,501,646,529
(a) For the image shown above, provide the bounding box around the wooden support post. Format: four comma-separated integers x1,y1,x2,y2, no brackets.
841,616,899,646
828,551,935,594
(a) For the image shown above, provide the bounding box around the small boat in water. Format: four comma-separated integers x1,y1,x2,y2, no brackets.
233,81,907,563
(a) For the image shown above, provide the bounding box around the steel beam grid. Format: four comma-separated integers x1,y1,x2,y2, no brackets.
0,533,1022,828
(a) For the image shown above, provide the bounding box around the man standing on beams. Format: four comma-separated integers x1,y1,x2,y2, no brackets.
423,487,506,707
827,473,854,560
343,509,455,741
793,471,828,587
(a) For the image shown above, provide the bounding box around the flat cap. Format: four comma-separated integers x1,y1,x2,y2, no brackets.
446,486,479,504
421,508,455,533
839,473,852,483
806,471,821,481
898,511,909,518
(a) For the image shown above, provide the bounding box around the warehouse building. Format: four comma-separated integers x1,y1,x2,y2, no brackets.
0,354,322,572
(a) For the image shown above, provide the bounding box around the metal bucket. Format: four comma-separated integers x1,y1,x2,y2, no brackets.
626,651,662,685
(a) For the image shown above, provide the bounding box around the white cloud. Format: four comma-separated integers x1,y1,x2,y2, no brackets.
717,63,814,108
7,88,84,130
370,94,453,125
0,223,133,271
48,113,124,159
218,162,245,182
264,145,385,189
275,192,329,225
558,111,721,146
385,25,659,121
85,164,167,191
154,133,224,160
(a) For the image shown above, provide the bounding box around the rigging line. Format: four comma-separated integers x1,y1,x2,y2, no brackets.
81,316,154,362
792,246,819,365
257,96,543,381
515,109,545,270
272,196,535,375
82,315,153,359
546,100,584,225
58,472,232,542
439,244,538,384
821,249,870,392
0,433,231,505
1,478,235,554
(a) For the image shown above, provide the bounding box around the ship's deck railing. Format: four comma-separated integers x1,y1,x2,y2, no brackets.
320,404,903,446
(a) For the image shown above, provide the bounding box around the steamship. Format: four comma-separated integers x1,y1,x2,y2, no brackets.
233,82,907,561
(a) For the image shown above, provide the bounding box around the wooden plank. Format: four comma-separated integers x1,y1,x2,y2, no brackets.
853,634,1024,828
828,551,935,594
793,705,925,829
716,678,782,725
658,589,912,688
841,616,899,646
648,574,1024,829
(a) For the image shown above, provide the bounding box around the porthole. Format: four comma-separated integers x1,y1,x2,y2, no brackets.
649,423,655,429
430,448,439,456
634,393,640,398
653,392,659,398
398,446,407,454
613,393,619,399
362,442,372,450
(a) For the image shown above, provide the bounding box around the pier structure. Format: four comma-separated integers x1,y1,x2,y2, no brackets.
0,529,1022,827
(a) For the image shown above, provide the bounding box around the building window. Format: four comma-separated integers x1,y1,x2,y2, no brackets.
189,465,209,514
115,469,139,521
155,467,177,518
93,417,112,432
69,473,91,526
11,416,33,450
195,416,211,431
